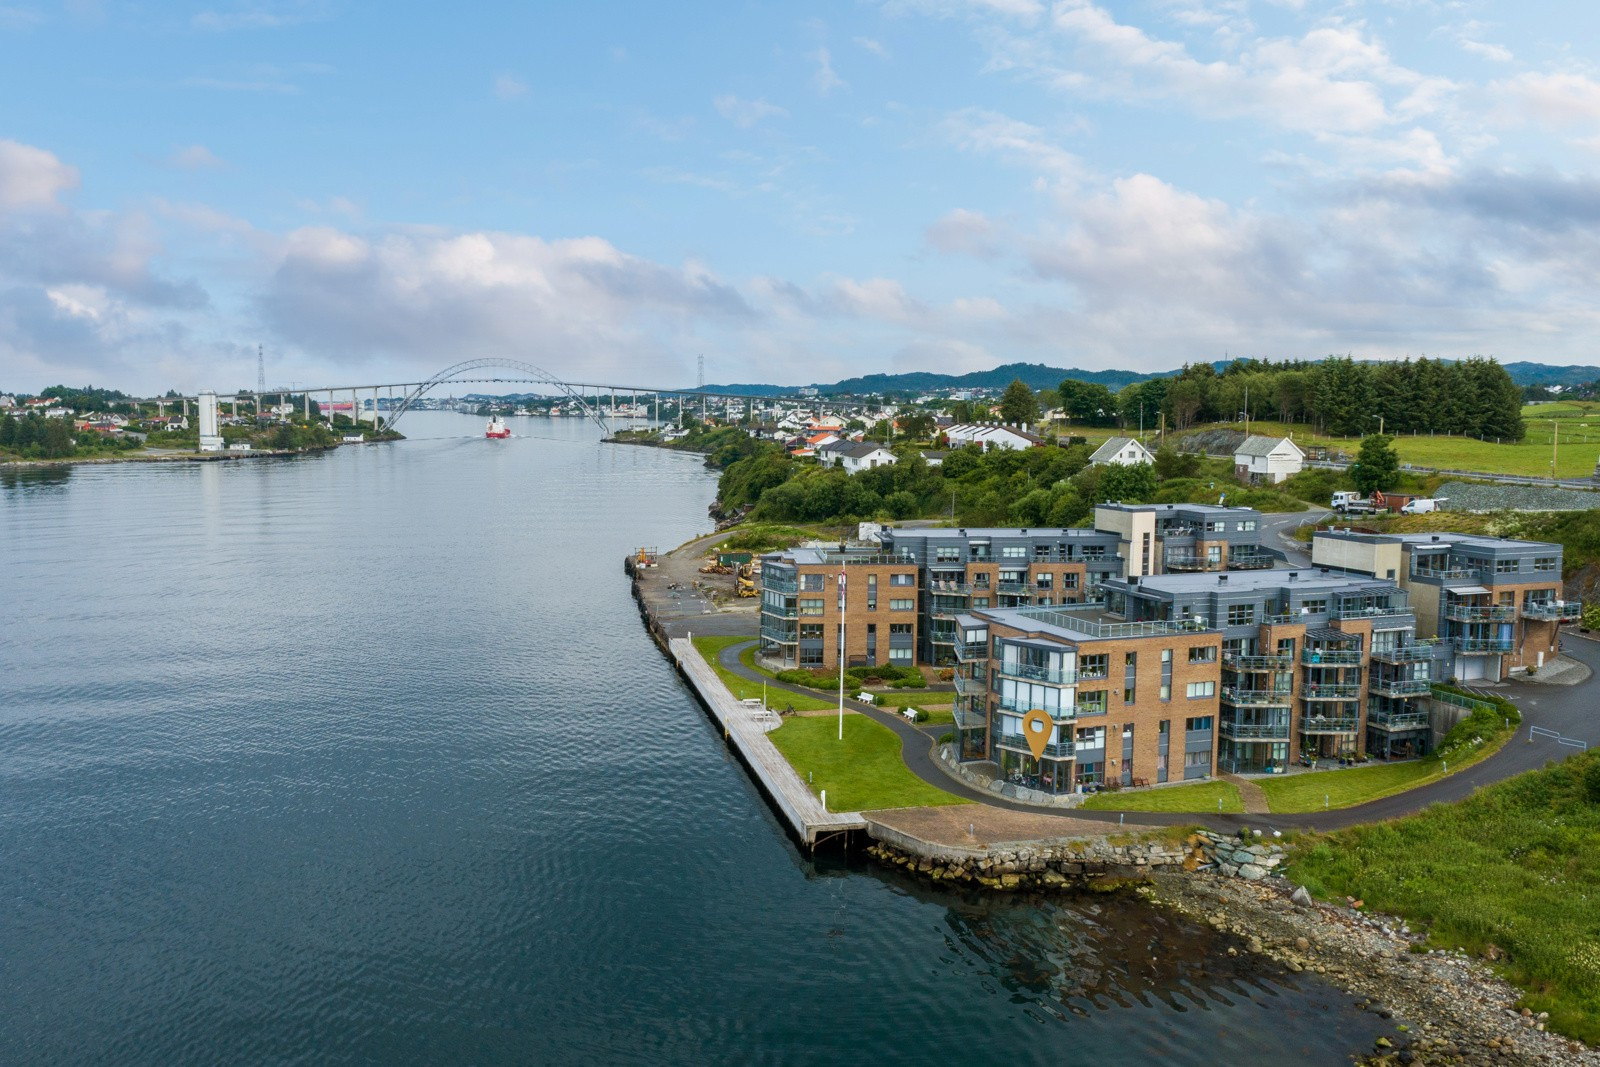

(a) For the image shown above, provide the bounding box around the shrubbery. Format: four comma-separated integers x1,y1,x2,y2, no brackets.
775,663,927,691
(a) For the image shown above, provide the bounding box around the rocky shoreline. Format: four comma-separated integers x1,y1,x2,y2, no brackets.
1149,872,1595,1066
865,831,1594,1065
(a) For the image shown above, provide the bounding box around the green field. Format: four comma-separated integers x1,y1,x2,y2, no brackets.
692,636,837,712
769,714,968,812
1079,780,1243,813
1289,752,1600,1044
1260,760,1454,813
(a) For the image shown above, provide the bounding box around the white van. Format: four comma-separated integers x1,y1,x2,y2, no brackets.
1400,497,1445,515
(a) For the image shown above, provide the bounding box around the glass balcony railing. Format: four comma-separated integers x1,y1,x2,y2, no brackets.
995,696,1077,721
1302,649,1362,666
1455,637,1515,653
1370,643,1438,664
952,673,983,697
1370,678,1432,697
1221,687,1294,707
1300,715,1360,734
1332,604,1411,620
1444,605,1518,623
759,624,797,644
1522,601,1582,622
1303,683,1363,700
1369,711,1430,730
764,577,799,594
1226,552,1275,570
1219,721,1293,741
996,661,1077,685
952,704,989,731
1163,553,1212,571
994,734,1076,759
953,641,987,662
1222,652,1295,671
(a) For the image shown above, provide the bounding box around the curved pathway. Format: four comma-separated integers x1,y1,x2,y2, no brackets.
715,632,1600,834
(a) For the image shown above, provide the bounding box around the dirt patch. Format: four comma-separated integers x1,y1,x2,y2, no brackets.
867,804,1127,848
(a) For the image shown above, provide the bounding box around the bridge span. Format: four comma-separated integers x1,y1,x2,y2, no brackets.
134,358,869,435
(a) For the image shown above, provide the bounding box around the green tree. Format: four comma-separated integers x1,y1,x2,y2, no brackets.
1351,434,1399,495
998,379,1039,426
1095,462,1158,503
898,411,936,440
1153,445,1199,480
0,412,15,449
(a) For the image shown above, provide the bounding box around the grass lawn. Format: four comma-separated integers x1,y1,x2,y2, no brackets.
1288,752,1600,1044
1259,727,1512,814
768,713,969,812
691,636,837,712
861,689,950,708
1079,780,1244,813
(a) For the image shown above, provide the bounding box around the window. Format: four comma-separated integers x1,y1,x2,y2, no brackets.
1186,681,1216,699
1301,599,1326,615
1075,726,1106,749
1187,646,1216,663
1035,573,1053,590
1495,558,1518,573
1534,557,1557,572
1062,572,1079,589
1226,604,1255,626
1185,716,1214,732
973,572,990,587
890,573,914,586
1239,520,1257,532
1083,546,1106,559
1206,520,1225,533
1002,545,1027,558
1077,690,1108,714
1160,648,1172,701
973,597,989,608
889,623,912,636
799,624,824,639
935,546,960,563
801,574,824,592
1124,687,1136,704
1184,750,1211,767
889,647,912,664
1080,654,1108,679
889,598,914,611
1158,720,1170,736
798,598,824,615
866,574,877,611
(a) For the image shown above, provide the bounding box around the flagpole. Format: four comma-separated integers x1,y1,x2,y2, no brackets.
838,568,847,741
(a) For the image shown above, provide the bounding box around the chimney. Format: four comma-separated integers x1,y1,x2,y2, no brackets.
1288,572,1298,580
1218,574,1228,584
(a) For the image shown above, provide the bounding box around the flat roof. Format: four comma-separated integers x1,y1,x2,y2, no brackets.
1096,502,1260,516
968,604,1216,642
1113,569,1397,596
1316,529,1556,553
883,526,1112,538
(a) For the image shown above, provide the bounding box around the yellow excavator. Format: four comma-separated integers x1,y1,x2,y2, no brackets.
736,561,759,597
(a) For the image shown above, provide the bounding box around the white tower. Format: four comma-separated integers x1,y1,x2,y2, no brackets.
198,391,223,452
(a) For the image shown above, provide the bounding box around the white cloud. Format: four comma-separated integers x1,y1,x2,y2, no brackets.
853,35,889,58
713,94,789,128
1492,72,1600,129
183,75,299,94
493,73,528,100
191,1,325,31
0,5,42,28
0,139,79,211
925,208,1002,257
166,144,226,171
810,47,846,94
941,108,1084,185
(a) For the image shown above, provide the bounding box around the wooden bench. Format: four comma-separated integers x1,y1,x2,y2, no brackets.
1131,776,1150,788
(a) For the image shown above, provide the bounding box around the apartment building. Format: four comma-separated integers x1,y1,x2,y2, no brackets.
760,504,1275,671
950,604,1222,796
1312,530,1577,681
1098,568,1433,769
758,547,921,670
1093,502,1275,577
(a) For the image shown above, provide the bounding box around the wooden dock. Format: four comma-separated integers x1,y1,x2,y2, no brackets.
669,638,866,848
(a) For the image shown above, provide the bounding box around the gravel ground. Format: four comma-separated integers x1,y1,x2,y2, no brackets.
1149,871,1598,1066
1440,481,1600,513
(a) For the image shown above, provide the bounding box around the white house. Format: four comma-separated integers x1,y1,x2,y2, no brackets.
1233,435,1305,484
1088,436,1156,467
944,423,1045,452
837,442,897,474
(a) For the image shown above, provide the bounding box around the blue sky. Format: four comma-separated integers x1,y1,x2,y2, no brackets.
4,0,1600,394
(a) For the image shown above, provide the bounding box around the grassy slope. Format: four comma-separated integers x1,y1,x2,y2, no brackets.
1288,752,1600,1044
769,714,968,812
1079,780,1243,813
691,635,837,712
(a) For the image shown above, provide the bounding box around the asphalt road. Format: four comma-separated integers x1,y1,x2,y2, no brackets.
717,629,1599,833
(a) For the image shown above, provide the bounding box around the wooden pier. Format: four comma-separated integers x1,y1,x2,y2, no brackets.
669,637,866,849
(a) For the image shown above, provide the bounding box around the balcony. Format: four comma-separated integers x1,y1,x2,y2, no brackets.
1412,565,1484,580
1456,637,1515,654
996,696,1076,722
952,673,983,697
1370,643,1437,664
1300,715,1360,734
1332,604,1411,621
996,661,1078,685
995,581,1031,594
1444,604,1517,623
1221,687,1294,707
952,704,989,731
1219,721,1293,741
1226,551,1275,570
765,576,799,594
1302,649,1362,666
1223,652,1295,671
953,641,987,662
1303,683,1362,701
762,604,799,620
925,580,975,595
1370,711,1430,731
759,623,797,644
1370,677,1431,697
1523,601,1582,623
994,734,1076,759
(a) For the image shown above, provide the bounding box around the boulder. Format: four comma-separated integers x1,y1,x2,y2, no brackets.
1290,885,1313,907
1237,863,1268,882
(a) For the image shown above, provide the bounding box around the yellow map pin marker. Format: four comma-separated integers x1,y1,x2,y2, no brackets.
1022,708,1053,760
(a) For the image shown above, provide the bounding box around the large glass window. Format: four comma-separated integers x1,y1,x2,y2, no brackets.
798,598,824,615
1226,604,1255,626
801,574,824,592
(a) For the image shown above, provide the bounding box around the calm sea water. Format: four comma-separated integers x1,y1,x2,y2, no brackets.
0,413,1380,1064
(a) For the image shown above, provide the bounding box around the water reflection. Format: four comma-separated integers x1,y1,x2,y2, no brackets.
0,465,74,494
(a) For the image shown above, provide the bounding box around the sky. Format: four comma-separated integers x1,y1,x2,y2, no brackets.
5,0,1600,395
